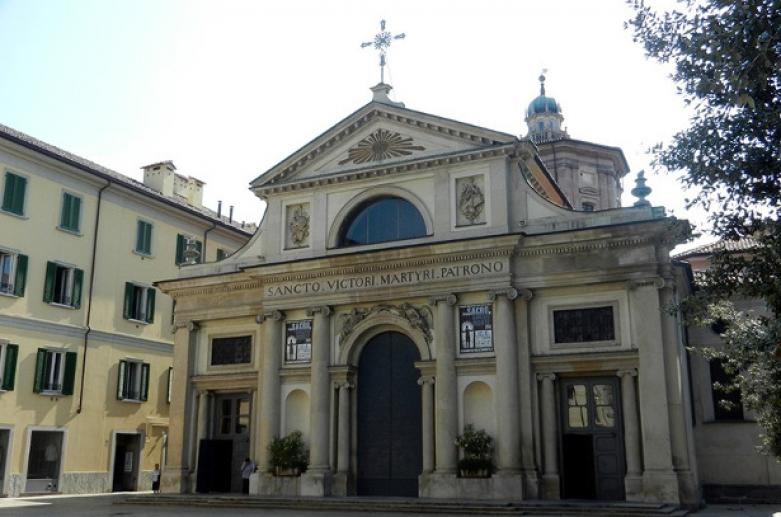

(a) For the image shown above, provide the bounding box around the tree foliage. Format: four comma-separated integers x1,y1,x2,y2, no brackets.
628,0,781,458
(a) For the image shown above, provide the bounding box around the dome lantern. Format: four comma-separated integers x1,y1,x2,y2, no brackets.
525,72,568,144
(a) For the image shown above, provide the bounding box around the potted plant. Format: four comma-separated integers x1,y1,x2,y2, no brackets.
268,430,309,476
455,424,494,478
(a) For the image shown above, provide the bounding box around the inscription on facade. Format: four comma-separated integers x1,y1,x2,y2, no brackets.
264,259,506,298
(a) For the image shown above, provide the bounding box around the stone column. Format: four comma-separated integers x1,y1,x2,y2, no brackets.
516,288,539,497
538,373,559,499
336,381,353,473
490,287,522,474
256,310,284,471
430,293,458,474
417,376,435,473
302,305,333,496
617,369,643,499
161,321,199,493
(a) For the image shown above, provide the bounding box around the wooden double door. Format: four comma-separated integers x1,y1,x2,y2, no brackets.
356,332,422,497
560,377,625,500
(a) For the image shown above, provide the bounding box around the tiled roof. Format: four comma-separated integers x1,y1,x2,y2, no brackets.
673,236,759,259
0,122,254,236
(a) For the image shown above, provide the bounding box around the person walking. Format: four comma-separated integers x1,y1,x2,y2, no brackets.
151,464,161,494
240,457,255,494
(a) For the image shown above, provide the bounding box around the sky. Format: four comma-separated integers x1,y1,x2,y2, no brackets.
0,0,708,247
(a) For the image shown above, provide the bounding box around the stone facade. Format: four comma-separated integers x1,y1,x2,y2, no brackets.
157,84,700,505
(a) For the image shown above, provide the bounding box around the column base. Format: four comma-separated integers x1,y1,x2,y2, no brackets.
675,469,701,507
300,470,332,496
255,472,300,496
419,472,523,500
624,473,644,502
542,474,560,500
331,471,352,496
642,469,680,504
522,468,540,499
160,468,192,494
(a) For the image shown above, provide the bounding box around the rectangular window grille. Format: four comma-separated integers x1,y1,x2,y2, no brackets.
117,360,150,401
459,304,493,353
59,192,82,232
709,359,744,421
135,220,153,255
43,261,83,308
0,342,19,391
553,306,615,344
211,336,252,365
0,249,27,296
33,348,77,395
1,171,27,215
123,282,156,323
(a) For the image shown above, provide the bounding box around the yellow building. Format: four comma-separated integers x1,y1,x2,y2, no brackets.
0,124,253,496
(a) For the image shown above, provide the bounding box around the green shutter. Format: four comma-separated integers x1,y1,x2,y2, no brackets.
117,360,127,400
61,351,77,395
43,261,56,303
135,221,144,252
72,268,84,309
123,282,134,320
140,363,150,401
136,221,152,254
60,193,72,229
216,248,227,261
144,222,152,254
1,344,19,391
2,173,26,215
145,288,156,324
71,195,81,231
33,348,47,393
175,234,185,264
13,254,27,297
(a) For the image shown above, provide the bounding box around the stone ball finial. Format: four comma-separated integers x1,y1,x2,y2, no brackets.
631,170,653,208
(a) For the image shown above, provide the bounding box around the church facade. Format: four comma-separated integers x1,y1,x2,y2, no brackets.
157,79,700,505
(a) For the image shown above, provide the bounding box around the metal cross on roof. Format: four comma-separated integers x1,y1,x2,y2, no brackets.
361,19,405,84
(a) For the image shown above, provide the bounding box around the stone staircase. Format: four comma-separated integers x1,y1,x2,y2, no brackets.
119,495,690,516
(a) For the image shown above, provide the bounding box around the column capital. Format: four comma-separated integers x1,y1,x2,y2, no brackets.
625,277,666,291
174,320,199,332
417,375,435,386
536,372,557,382
488,287,518,301
256,310,285,323
306,305,333,317
334,381,354,391
429,293,458,306
517,288,533,301
617,368,638,379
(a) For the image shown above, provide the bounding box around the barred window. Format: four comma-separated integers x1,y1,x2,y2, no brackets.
211,336,252,365
553,306,615,344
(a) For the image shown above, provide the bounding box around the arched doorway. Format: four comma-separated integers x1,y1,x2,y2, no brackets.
356,331,422,496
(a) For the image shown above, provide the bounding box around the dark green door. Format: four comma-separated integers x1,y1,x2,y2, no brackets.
357,332,422,496
560,377,625,500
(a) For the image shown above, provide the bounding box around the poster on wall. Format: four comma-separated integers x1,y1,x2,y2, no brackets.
459,304,493,352
285,320,312,363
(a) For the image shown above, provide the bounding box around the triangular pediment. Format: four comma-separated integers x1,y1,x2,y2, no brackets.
251,102,515,191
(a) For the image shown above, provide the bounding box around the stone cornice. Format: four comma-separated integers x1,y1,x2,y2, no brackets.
516,235,654,258
166,278,263,301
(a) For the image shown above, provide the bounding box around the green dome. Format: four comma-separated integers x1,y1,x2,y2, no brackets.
527,95,561,117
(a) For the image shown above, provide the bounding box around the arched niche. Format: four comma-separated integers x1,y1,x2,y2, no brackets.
284,389,310,443
463,381,495,437
326,186,434,249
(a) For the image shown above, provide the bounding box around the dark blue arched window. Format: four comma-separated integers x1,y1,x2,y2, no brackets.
339,196,427,247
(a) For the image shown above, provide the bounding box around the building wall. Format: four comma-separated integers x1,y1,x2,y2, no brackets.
0,140,251,496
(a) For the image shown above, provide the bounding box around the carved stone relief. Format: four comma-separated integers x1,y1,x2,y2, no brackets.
338,128,426,165
455,174,486,226
338,303,433,345
285,203,310,249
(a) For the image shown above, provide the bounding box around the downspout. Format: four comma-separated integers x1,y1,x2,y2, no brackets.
78,180,111,414
202,221,217,263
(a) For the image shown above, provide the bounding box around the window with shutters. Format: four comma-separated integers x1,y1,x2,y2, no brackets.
1,171,27,216
43,261,83,308
135,220,153,255
117,359,150,402
33,348,77,395
0,248,27,297
0,341,19,391
58,192,82,233
123,282,156,323
175,234,202,265
216,248,228,261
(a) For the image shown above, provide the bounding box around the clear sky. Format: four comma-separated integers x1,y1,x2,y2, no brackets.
0,0,706,245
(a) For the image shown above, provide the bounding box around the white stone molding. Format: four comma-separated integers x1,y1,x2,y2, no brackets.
326,185,434,248
517,288,533,302
256,310,285,323
417,375,435,386
428,293,458,306
338,313,432,365
306,305,333,317
488,287,518,302
616,368,639,379
625,277,666,291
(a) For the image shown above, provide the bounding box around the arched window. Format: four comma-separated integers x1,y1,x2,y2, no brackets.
338,196,426,247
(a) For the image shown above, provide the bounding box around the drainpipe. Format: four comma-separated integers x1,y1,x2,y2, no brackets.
78,180,111,414
202,221,217,264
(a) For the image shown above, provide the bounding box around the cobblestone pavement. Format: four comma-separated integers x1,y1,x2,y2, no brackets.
0,493,779,517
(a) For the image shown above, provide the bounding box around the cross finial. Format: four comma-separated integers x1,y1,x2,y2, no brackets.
361,19,406,84
539,68,548,96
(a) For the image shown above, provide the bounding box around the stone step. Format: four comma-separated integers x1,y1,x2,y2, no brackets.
119,495,689,516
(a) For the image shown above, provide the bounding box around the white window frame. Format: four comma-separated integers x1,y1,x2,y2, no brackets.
41,349,67,395
118,359,148,402
126,282,154,323
51,263,76,307
0,249,18,296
